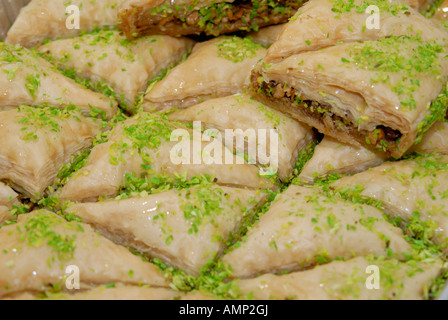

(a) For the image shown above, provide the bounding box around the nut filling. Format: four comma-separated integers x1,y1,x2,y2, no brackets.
252,71,403,155
119,0,304,38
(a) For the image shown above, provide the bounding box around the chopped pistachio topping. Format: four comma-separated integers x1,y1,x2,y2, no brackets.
415,86,448,144
150,256,240,299
25,73,40,98
56,149,92,187
345,36,445,110
17,105,83,141
146,0,300,36
335,184,384,209
151,257,197,292
181,186,226,234
423,0,445,18
152,256,240,299
425,262,448,299
118,172,214,198
16,213,81,262
217,37,263,63
109,113,180,169
331,0,408,16
0,42,50,99
258,103,283,128
290,140,319,183
57,66,116,100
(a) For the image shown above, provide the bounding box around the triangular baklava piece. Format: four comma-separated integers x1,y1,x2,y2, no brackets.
332,154,448,248
170,94,315,182
6,0,120,48
39,30,194,111
68,184,266,274
143,36,266,111
0,43,117,119
299,136,385,183
237,257,442,300
222,185,411,278
252,0,448,158
0,107,100,199
60,112,274,202
264,0,446,64
0,210,167,298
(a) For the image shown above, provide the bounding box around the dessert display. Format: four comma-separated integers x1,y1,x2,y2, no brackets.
0,0,447,300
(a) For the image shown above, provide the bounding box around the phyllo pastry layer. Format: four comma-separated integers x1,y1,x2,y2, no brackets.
236,257,443,300
39,30,195,112
60,112,274,202
0,182,19,224
0,43,117,119
0,107,100,199
222,185,411,278
143,36,266,111
332,154,448,248
6,0,120,48
170,94,315,182
68,184,266,275
0,210,167,298
254,1,448,157
299,136,385,183
118,0,303,38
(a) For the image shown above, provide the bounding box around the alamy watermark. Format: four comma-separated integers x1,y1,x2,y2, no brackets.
365,265,381,290
65,5,80,30
65,265,80,290
365,5,381,30
169,121,279,176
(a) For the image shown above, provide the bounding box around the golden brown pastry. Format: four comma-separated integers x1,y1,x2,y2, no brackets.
118,0,303,38
252,0,448,158
0,42,117,119
67,185,266,275
237,257,442,300
0,107,100,199
0,210,167,298
332,154,448,247
60,112,274,202
143,36,266,111
222,185,411,278
6,0,120,48
39,30,195,111
170,94,315,182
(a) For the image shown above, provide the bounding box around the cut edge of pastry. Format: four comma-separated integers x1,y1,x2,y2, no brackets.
118,0,302,38
250,68,447,158
68,186,270,276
